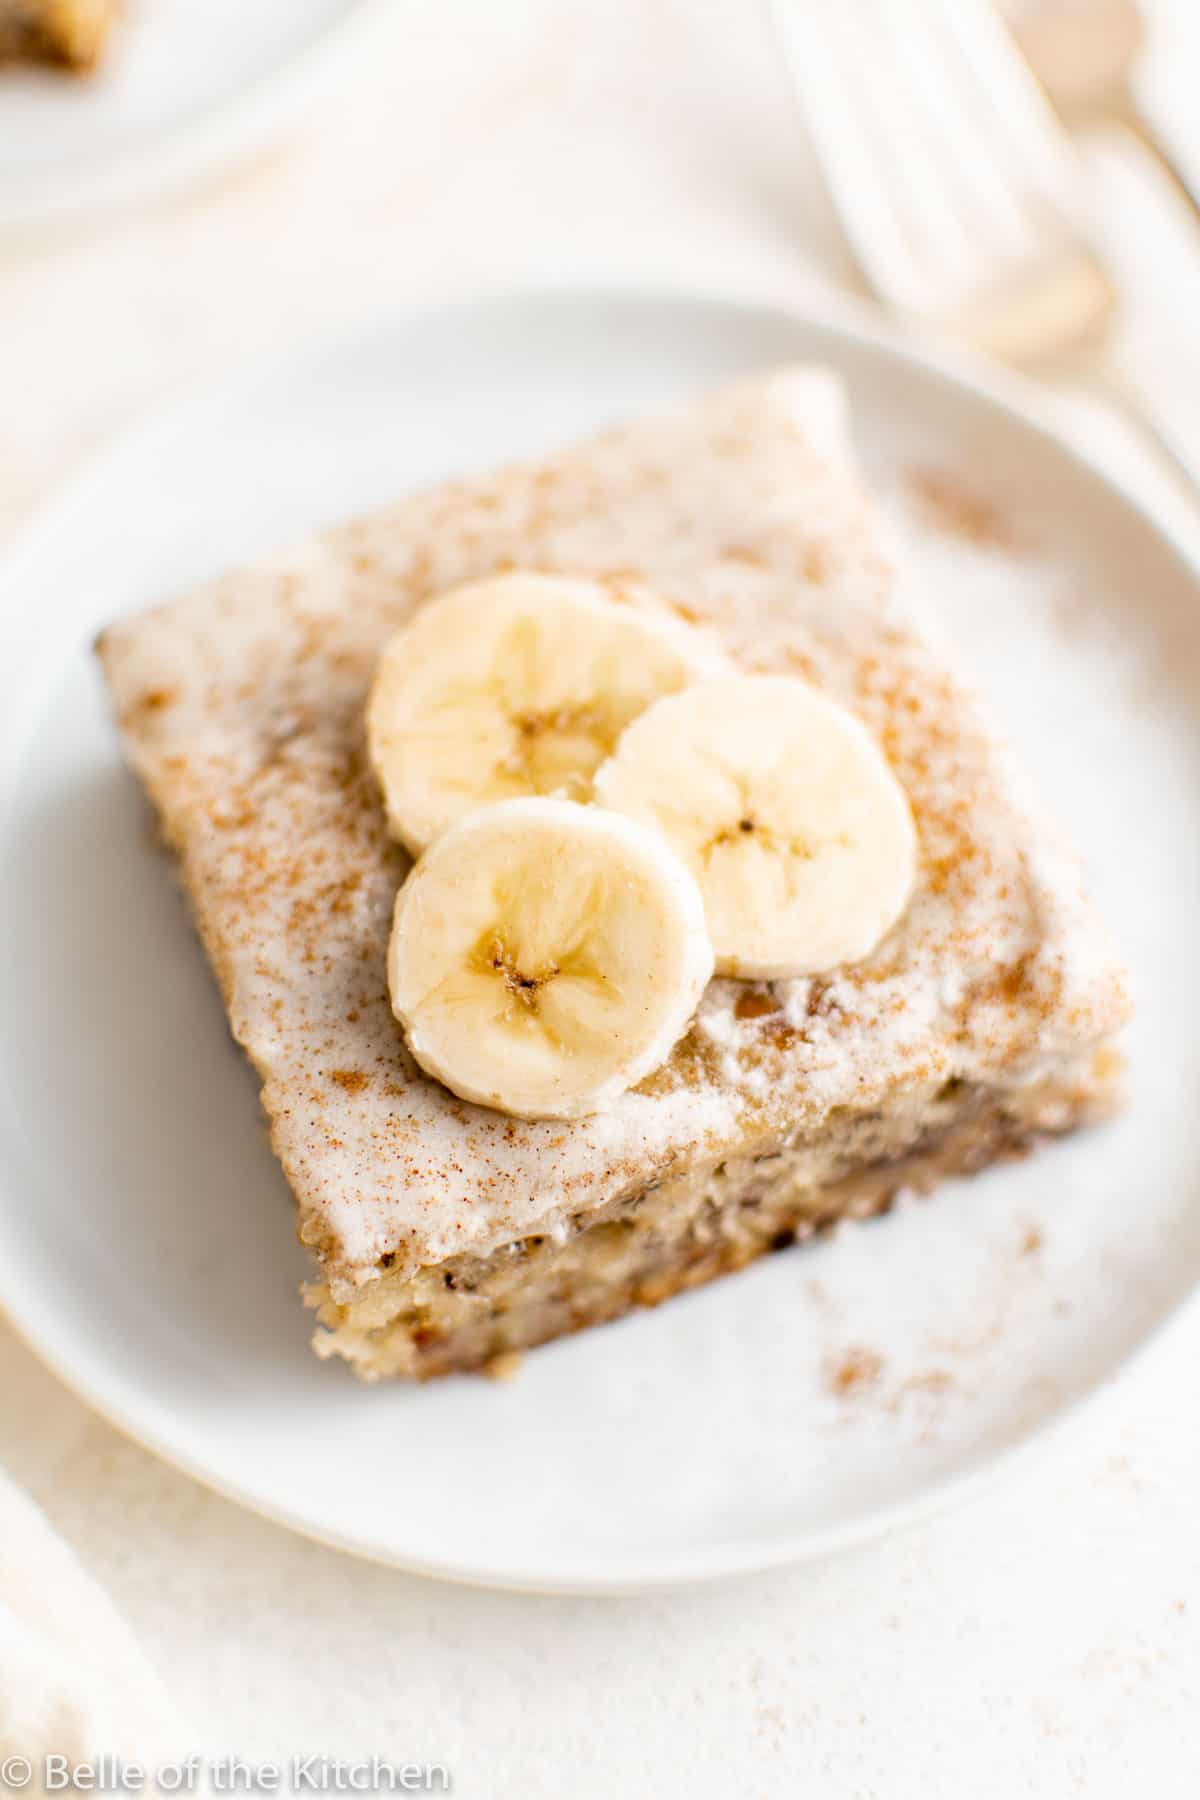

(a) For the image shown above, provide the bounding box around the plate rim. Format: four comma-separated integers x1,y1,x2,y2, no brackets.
1,279,1198,1593
0,0,397,237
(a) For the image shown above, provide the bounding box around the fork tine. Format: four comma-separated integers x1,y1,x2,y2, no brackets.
928,0,1081,220
769,0,935,313
862,0,1026,293
777,0,1108,357
881,0,1047,274
848,0,987,300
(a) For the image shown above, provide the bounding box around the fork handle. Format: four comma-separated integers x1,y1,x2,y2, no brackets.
1125,105,1200,238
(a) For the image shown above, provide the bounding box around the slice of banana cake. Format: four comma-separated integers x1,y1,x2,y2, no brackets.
97,368,1129,1380
0,0,118,68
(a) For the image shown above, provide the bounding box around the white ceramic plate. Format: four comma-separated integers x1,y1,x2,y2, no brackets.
0,0,389,235
0,289,1197,1594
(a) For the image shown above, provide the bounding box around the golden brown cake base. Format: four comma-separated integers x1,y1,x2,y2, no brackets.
307,1058,1120,1381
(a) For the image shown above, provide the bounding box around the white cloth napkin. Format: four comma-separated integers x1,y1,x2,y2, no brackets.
0,1467,185,1776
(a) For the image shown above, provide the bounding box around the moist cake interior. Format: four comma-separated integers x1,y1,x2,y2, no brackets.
309,1065,1119,1380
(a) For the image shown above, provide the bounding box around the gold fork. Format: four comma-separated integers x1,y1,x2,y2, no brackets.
771,0,1200,495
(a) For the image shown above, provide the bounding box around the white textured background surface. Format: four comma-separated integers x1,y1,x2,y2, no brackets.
2,0,1199,1790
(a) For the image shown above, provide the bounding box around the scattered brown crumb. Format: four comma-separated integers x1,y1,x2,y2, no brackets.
908,468,1014,551
827,1345,885,1396
329,1069,369,1095
900,1368,953,1398
1020,1223,1044,1256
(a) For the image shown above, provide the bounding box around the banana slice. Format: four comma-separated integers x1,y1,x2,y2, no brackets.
387,797,714,1120
594,674,916,979
367,572,719,854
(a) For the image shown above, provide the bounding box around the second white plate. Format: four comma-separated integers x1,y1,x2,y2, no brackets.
0,0,389,234
0,288,1198,1592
